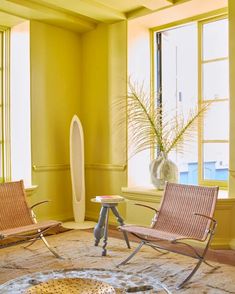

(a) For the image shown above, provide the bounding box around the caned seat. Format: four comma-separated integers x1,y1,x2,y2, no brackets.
0,180,61,258
118,182,219,289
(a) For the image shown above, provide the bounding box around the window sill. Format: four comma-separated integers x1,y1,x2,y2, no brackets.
25,185,38,197
121,186,233,202
121,186,163,203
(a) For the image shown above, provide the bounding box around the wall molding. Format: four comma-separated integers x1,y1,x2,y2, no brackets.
85,163,126,171
32,163,126,172
32,164,70,172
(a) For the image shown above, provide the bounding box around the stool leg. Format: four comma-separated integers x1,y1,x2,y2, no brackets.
102,208,110,256
111,206,131,249
94,206,107,246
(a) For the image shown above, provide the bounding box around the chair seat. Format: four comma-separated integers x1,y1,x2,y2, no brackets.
121,225,190,242
0,220,61,239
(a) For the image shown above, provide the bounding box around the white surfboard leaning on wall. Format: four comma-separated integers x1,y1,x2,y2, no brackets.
63,115,95,229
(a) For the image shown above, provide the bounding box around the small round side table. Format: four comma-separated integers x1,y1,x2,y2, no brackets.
91,198,131,256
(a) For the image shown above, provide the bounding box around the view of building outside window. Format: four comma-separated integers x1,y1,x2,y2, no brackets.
159,18,229,185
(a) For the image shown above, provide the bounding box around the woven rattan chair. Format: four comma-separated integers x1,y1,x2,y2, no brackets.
118,182,219,289
0,180,62,258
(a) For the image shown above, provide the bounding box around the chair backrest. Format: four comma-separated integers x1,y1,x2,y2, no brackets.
0,180,33,230
154,182,219,241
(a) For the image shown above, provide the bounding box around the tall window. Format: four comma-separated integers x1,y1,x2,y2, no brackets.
154,16,229,187
10,21,31,187
0,22,31,186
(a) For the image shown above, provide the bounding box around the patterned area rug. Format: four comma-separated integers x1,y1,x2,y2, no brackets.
0,268,167,293
0,230,235,293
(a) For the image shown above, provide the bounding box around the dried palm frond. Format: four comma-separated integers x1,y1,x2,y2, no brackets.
124,79,210,158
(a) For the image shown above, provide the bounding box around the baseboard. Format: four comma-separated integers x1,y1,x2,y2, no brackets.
210,238,231,249
229,238,235,249
85,211,97,222
38,213,74,223
85,211,119,227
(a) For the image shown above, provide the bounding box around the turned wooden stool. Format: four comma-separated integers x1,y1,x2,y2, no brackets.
91,197,130,256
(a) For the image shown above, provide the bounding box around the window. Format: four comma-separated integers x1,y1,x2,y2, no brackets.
0,21,31,186
154,16,229,187
199,17,229,188
10,21,31,187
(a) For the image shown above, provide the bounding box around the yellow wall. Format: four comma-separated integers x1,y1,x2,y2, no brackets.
30,21,81,221
11,2,234,248
228,0,235,247
26,19,127,224
229,0,235,196
80,21,128,223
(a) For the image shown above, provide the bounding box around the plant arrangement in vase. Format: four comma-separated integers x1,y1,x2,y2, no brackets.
124,80,209,189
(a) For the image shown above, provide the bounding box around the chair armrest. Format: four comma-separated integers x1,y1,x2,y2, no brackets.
30,200,50,210
29,200,51,222
134,203,159,214
135,203,159,228
194,212,216,223
194,212,217,232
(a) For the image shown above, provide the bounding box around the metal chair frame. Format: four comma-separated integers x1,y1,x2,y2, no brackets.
118,182,219,289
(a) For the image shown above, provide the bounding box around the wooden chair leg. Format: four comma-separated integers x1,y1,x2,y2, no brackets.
40,235,62,259
117,241,145,267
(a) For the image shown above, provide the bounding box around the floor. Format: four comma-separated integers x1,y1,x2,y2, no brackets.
1,229,235,293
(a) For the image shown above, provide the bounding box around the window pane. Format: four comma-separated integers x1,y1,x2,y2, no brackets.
161,24,198,186
203,101,229,140
203,143,228,181
162,24,198,111
203,19,228,60
169,140,198,185
203,60,229,100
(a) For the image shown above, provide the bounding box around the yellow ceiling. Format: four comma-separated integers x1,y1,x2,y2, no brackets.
0,0,227,32
0,0,179,31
